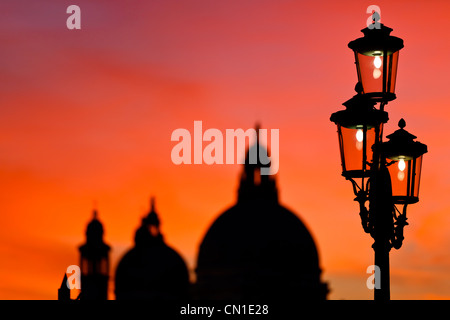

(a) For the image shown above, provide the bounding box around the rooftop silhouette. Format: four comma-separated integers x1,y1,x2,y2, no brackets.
62,125,328,301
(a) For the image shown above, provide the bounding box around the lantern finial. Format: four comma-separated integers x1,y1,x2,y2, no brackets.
398,118,406,129
355,82,363,94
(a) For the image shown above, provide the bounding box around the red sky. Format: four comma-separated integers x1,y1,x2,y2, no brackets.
0,0,449,300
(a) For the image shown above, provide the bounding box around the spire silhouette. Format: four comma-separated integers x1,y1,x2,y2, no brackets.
255,122,261,140
135,197,162,246
58,273,70,301
145,197,160,229
238,124,277,203
150,197,155,212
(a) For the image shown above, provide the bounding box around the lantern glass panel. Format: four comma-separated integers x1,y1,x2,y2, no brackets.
337,124,380,178
355,51,399,100
388,155,423,204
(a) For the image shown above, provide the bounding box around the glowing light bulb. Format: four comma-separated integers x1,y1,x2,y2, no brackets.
373,68,382,79
398,159,406,171
374,56,382,68
356,129,364,142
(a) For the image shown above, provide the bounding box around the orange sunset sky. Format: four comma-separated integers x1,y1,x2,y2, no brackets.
1,0,449,300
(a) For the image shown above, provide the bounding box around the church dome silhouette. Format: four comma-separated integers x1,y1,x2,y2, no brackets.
115,199,189,300
195,130,328,300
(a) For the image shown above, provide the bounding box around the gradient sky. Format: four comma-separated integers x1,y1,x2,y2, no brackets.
1,0,449,300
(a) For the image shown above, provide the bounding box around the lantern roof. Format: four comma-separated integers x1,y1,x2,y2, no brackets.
330,93,388,128
382,119,428,159
348,23,404,56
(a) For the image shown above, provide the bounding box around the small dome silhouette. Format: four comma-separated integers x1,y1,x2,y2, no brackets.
115,244,189,300
86,211,104,243
115,199,189,300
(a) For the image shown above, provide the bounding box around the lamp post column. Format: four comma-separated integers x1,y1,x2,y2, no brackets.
370,163,393,301
367,119,392,301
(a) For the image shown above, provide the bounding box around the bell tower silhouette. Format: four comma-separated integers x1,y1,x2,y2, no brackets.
78,209,111,300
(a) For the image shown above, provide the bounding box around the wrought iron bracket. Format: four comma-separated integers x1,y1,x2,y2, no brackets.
346,173,409,249
391,204,409,249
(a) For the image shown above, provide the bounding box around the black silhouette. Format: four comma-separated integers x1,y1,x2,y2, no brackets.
58,273,70,301
114,198,190,300
78,210,110,300
64,126,328,301
195,134,328,300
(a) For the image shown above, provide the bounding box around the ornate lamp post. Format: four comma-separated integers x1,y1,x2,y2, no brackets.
330,22,428,301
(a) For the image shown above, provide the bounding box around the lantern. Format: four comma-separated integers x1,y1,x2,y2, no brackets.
330,94,388,179
348,24,404,102
382,119,428,204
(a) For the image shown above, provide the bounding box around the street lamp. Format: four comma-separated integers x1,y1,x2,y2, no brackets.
331,93,388,180
382,119,428,205
348,24,404,103
331,22,428,301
